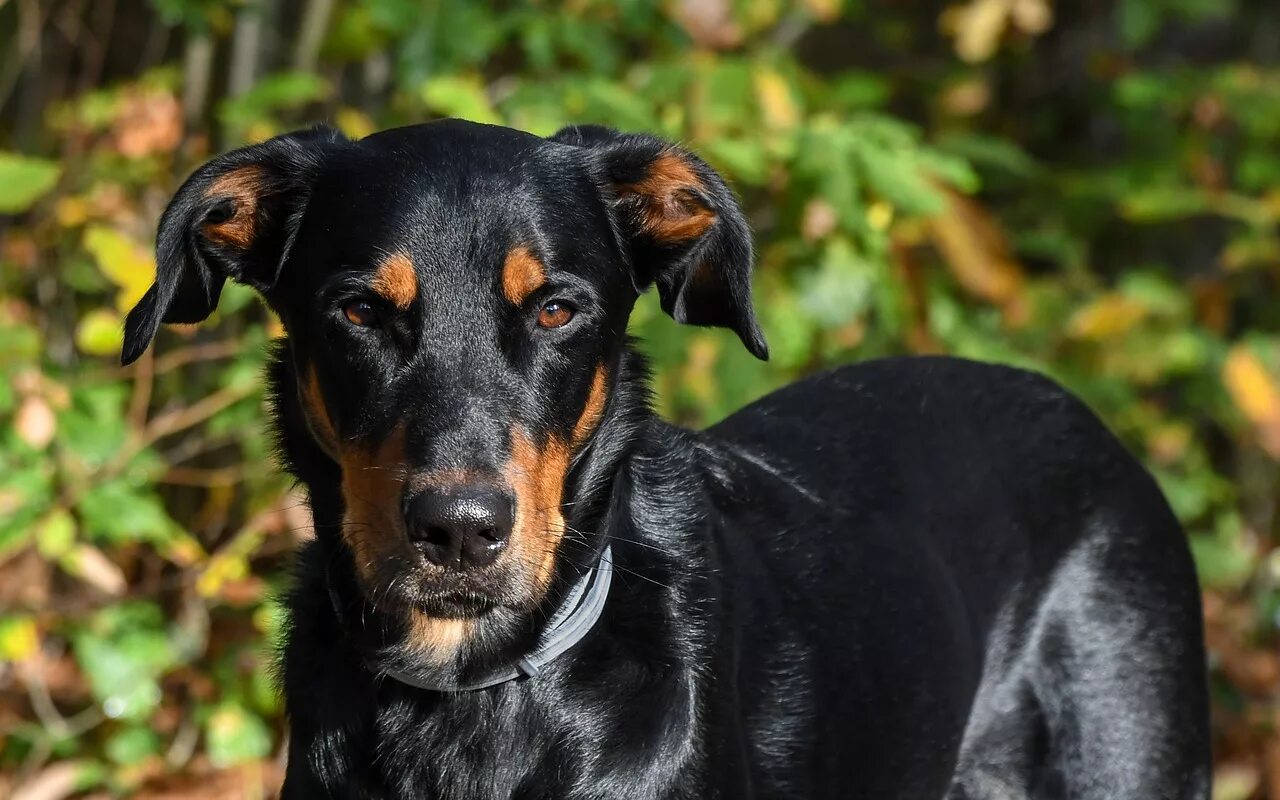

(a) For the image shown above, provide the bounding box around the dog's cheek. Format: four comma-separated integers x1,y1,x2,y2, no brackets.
338,426,410,582
503,428,570,606
571,364,608,448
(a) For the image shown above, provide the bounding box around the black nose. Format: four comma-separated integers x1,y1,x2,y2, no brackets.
404,487,513,570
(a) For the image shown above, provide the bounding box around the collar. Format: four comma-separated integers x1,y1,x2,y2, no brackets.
375,545,614,692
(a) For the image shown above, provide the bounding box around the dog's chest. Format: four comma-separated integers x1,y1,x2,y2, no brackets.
367,692,561,798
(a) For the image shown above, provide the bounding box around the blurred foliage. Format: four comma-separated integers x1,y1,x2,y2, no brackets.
1,0,1279,797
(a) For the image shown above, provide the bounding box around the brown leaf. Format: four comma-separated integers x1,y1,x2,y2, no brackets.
928,187,1027,320
11,761,94,800
63,544,127,596
113,90,183,160
671,0,742,50
14,395,56,450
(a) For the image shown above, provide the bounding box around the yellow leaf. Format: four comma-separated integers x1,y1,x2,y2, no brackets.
942,0,1012,63
754,68,799,131
0,616,39,661
867,200,894,231
1223,346,1280,457
1067,294,1147,341
55,196,90,227
800,0,842,23
335,108,376,140
197,552,249,598
75,308,124,356
83,225,154,312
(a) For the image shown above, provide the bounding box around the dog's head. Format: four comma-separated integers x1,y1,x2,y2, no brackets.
122,120,766,658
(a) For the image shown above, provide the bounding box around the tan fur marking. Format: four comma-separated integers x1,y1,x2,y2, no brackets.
202,166,266,248
618,152,717,242
300,367,339,458
336,429,474,662
339,426,409,580
501,246,546,306
371,252,418,309
572,365,608,448
503,429,570,604
407,614,473,664
406,468,481,494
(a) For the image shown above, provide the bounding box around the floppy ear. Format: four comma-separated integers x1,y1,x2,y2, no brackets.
120,126,348,365
551,125,768,360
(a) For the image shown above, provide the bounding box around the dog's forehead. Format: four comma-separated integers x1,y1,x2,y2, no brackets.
297,122,591,281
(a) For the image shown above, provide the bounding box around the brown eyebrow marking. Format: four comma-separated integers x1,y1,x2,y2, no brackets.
501,245,546,306
371,252,418,309
572,364,609,448
617,151,717,243
201,165,266,249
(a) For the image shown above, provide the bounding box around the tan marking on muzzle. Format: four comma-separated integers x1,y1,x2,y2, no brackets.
202,166,266,248
503,429,570,604
572,364,609,448
617,152,717,242
501,245,546,306
336,425,477,663
371,252,418,309
339,426,409,579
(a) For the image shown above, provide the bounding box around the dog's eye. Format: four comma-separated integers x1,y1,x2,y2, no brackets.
537,301,575,329
343,301,381,328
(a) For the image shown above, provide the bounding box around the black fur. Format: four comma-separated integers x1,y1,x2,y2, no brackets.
123,119,1211,799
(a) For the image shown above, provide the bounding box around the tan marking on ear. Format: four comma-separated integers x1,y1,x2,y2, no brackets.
618,151,717,242
300,366,339,458
406,614,472,664
371,252,418,309
503,429,569,605
501,246,546,306
571,365,608,448
202,166,267,248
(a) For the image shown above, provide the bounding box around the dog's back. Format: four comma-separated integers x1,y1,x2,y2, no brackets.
702,356,1210,798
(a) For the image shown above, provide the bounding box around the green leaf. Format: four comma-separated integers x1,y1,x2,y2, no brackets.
105,725,162,766
219,71,331,134
35,508,77,559
72,603,182,721
78,480,177,545
421,76,500,125
0,153,61,214
206,703,273,767
75,309,125,357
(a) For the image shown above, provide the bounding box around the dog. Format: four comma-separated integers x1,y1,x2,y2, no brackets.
120,119,1211,799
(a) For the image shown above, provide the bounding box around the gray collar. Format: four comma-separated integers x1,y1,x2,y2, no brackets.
380,545,614,692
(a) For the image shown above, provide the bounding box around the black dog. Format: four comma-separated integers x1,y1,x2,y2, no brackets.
121,120,1211,799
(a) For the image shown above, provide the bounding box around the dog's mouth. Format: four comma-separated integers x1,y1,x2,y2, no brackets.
359,553,529,619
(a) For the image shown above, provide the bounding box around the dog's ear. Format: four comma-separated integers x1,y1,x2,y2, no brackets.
121,126,347,365
552,125,768,360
